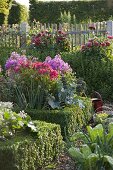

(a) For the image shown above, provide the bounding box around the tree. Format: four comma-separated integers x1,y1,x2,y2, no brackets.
0,0,13,24
8,1,28,24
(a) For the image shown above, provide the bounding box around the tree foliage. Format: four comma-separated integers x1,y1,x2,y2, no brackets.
0,0,13,24
8,1,28,24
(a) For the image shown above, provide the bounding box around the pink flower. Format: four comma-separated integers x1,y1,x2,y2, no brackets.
32,62,43,69
93,41,100,47
14,66,20,72
107,35,113,39
86,42,92,48
50,70,58,80
81,45,86,50
101,42,106,47
38,68,48,75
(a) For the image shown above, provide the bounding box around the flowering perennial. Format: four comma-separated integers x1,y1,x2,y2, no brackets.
32,61,58,79
81,36,113,51
32,30,52,48
5,52,30,72
45,54,72,74
31,30,70,52
5,52,59,80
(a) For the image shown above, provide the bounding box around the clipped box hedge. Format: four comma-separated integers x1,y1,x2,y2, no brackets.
0,120,63,170
26,97,92,139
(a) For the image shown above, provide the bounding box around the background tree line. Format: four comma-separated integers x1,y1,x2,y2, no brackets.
0,0,113,25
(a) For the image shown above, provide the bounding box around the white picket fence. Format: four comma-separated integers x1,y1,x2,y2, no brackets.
0,20,113,49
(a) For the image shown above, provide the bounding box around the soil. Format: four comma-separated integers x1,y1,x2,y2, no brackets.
40,152,76,170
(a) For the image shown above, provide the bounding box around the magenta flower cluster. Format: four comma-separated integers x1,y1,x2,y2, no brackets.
5,52,30,72
81,35,113,51
44,54,72,73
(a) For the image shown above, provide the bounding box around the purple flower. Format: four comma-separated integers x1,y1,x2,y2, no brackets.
5,59,17,70
5,52,28,70
45,54,72,73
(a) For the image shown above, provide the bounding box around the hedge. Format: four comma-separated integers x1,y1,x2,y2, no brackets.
29,0,113,24
0,120,63,170
25,97,92,139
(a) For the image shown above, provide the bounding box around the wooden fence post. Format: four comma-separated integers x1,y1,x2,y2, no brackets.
20,22,29,47
107,20,113,36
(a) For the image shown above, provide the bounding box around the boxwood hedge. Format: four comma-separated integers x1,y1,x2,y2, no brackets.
26,97,92,139
0,120,63,170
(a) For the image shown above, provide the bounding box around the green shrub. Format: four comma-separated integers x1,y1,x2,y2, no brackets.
24,97,92,139
59,41,113,101
0,120,63,170
75,42,113,101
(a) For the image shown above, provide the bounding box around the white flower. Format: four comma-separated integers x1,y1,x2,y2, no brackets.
19,110,27,118
27,121,37,132
0,102,13,110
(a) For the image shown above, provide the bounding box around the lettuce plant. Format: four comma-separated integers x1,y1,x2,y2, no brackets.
68,123,113,170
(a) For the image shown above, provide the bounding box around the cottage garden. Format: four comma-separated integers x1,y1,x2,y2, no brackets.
1,19,113,170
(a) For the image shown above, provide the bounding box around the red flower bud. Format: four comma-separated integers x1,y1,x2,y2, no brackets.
105,41,111,46
93,41,99,46
101,42,106,47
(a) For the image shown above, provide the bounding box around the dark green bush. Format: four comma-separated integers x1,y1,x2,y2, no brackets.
0,120,63,170
0,13,5,25
29,0,113,24
25,98,92,139
8,1,28,24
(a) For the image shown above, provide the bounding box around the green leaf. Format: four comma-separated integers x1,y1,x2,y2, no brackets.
48,96,60,109
86,153,99,170
107,123,113,142
4,112,11,119
87,124,104,142
104,155,113,168
70,132,87,142
68,147,84,162
80,144,92,157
